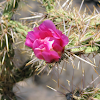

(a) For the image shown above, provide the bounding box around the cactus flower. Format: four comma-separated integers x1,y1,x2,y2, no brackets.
25,20,69,63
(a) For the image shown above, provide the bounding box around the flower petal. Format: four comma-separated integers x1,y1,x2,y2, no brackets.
44,37,54,50
53,43,63,52
32,39,42,50
39,20,56,32
25,20,69,63
61,34,69,47
27,31,36,42
42,51,60,63
34,48,44,60
25,38,33,48
56,29,69,47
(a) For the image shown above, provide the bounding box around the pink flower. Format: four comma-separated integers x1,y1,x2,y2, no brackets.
25,20,69,63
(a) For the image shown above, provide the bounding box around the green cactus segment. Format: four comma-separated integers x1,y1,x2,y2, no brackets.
82,88,100,100
45,4,100,54
8,20,31,39
88,15,100,26
3,0,20,19
65,29,100,53
0,6,32,98
0,0,33,99
0,20,33,99
71,87,100,100
42,0,55,12
0,28,17,99
94,89,100,99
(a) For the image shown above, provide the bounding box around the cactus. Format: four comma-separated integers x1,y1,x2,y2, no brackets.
3,0,20,19
0,0,100,100
42,0,55,12
41,0,100,54
0,0,36,99
42,0,100,100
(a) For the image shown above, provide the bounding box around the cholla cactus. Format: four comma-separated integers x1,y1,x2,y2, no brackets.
0,0,36,99
41,0,100,100
0,0,100,100
31,0,100,74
